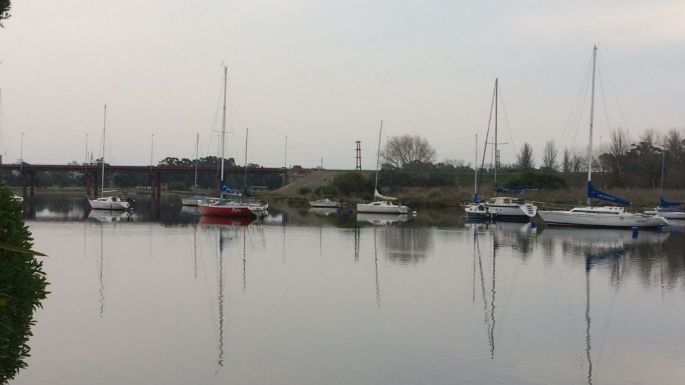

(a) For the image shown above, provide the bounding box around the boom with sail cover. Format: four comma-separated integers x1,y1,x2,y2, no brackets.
586,182,630,206
659,196,684,208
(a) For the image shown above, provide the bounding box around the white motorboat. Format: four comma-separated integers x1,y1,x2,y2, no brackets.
539,46,668,229
356,120,411,215
12,195,23,203
308,198,341,208
88,196,130,210
485,196,537,220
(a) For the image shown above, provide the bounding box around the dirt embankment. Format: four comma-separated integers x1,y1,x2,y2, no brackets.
270,170,347,196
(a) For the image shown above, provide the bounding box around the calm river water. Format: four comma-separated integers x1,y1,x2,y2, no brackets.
10,194,685,385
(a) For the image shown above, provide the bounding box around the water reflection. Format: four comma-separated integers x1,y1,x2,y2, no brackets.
87,210,132,223
12,194,685,385
356,213,409,226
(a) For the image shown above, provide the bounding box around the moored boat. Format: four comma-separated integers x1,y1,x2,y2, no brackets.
538,46,668,229
88,104,131,211
88,196,130,210
198,199,255,218
356,120,410,215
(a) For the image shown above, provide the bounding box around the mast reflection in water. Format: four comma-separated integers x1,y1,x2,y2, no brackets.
10,197,685,385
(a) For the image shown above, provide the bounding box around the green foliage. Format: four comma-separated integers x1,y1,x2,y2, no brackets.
0,0,10,26
331,172,372,197
112,173,135,188
166,180,189,191
0,183,48,383
504,172,567,190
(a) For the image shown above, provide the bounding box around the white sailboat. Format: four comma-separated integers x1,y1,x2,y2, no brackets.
88,105,130,211
539,46,669,229
465,134,491,220
356,120,409,214
465,79,537,221
643,150,685,219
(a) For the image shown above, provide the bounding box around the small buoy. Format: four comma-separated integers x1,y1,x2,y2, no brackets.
348,209,353,215
530,221,537,229
631,226,639,239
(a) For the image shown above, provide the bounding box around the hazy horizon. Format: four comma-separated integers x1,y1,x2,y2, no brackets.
0,0,683,169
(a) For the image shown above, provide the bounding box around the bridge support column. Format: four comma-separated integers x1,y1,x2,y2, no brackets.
29,172,35,200
150,172,162,219
85,172,93,197
21,172,28,199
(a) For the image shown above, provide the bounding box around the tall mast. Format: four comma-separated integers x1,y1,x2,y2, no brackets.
244,127,249,196
474,134,478,202
374,120,383,196
494,78,498,193
194,133,199,187
220,65,227,190
660,149,666,195
586,45,597,205
101,104,106,196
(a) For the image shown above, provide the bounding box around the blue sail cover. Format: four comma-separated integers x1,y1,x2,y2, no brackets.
586,182,630,206
659,196,684,208
473,194,485,203
220,180,242,196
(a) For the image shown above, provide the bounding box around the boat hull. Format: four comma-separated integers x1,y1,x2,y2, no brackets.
644,209,685,220
539,210,669,228
464,203,491,221
198,203,255,218
486,203,537,221
88,199,130,210
356,202,408,214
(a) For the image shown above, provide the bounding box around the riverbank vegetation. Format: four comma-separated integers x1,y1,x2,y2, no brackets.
0,184,48,383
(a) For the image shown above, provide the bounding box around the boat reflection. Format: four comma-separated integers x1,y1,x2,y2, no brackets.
87,209,133,223
199,216,254,227
357,213,409,226
180,205,201,216
309,207,339,216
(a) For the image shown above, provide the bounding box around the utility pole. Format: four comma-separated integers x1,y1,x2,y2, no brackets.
355,140,362,170
150,133,154,171
85,133,88,165
20,132,23,170
284,135,288,168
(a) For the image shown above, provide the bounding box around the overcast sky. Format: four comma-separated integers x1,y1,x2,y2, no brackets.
0,0,683,169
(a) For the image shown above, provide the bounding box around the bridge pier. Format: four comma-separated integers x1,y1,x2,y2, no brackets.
149,172,162,218
20,171,36,201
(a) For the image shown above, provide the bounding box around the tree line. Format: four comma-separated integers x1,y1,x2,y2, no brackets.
512,128,685,189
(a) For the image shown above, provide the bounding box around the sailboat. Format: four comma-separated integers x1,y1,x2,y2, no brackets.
643,150,685,219
198,67,256,219
465,134,491,220
88,105,130,211
466,79,537,221
356,120,409,214
539,46,669,228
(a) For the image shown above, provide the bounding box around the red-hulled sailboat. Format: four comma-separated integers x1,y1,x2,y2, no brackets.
198,65,257,219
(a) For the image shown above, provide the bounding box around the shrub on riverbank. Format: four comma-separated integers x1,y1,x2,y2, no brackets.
0,184,49,383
